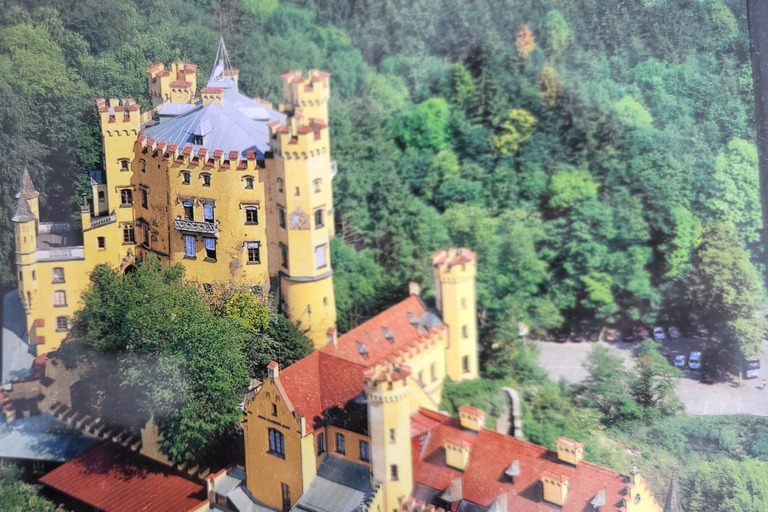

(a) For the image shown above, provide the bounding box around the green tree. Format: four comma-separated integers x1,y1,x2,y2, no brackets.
538,64,561,109
393,97,452,151
492,109,536,154
581,346,642,424
0,462,55,512
543,10,570,55
689,459,768,512
548,168,599,209
445,63,475,105
630,340,683,423
613,95,653,128
687,223,767,356
708,0,738,44
241,0,279,24
224,293,270,332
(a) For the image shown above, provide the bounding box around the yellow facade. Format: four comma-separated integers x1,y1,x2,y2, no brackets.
12,58,339,356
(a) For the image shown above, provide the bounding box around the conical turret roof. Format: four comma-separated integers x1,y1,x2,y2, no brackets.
12,195,36,223
15,166,39,200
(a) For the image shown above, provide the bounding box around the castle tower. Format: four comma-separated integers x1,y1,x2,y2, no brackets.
13,194,38,314
16,167,39,220
270,70,336,347
431,248,479,381
146,62,197,107
365,363,414,512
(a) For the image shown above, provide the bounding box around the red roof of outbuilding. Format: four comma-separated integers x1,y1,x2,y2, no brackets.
39,441,207,512
319,295,444,367
411,408,630,512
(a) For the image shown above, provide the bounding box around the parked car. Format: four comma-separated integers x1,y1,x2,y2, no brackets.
636,327,649,339
689,351,702,370
745,357,760,379
673,355,686,368
653,327,665,340
604,329,620,342
668,327,680,340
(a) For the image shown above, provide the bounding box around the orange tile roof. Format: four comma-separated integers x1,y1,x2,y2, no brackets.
319,296,444,367
39,441,207,512
411,408,629,512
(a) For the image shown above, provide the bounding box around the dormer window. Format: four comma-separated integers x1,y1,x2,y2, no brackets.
194,135,203,145
357,341,369,360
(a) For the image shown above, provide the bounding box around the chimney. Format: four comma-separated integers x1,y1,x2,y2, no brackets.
458,405,485,431
409,281,421,296
444,437,471,471
267,361,279,379
556,437,584,465
541,470,569,506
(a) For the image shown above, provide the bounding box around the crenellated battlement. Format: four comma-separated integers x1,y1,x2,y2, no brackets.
280,69,331,108
364,363,412,402
268,118,329,158
135,135,264,171
96,98,147,135
146,61,198,107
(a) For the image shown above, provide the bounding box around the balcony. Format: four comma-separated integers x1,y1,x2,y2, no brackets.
174,218,219,238
91,213,117,228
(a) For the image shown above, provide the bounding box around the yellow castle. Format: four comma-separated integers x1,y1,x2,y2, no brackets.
11,41,336,360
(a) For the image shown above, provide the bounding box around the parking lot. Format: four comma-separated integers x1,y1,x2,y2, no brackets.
535,335,768,417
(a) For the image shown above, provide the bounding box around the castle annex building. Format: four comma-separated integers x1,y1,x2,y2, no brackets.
9,42,337,368
226,249,664,512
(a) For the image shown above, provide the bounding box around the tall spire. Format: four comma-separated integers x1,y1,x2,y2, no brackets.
12,195,35,223
15,166,39,200
208,37,234,83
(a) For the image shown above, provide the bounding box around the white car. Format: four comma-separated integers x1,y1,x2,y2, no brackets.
653,327,665,340
689,351,701,370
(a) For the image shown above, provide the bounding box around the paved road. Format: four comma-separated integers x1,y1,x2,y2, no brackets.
535,337,768,417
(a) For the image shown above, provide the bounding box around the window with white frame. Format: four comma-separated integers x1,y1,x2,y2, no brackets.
184,235,196,258
53,290,67,307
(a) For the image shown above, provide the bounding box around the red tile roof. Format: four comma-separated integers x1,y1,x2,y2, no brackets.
169,80,192,88
39,441,207,512
411,408,629,512
278,352,367,432
319,296,444,368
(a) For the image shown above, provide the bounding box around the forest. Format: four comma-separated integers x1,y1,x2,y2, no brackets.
0,0,765,510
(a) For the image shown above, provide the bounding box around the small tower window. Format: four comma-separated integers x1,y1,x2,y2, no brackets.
272,403,278,416
244,176,254,189
204,238,216,260
390,465,399,481
98,191,105,203
295,186,300,196
277,178,284,193
461,297,467,309
53,290,67,307
183,201,194,221
98,237,106,249
247,242,260,264
430,362,436,382
141,189,148,209
245,207,258,224
120,159,129,172
314,209,324,228
123,224,135,244
313,179,322,193
389,429,396,443
120,189,133,206
140,159,146,172
203,203,214,223
280,243,289,269
278,206,286,228
142,224,150,247
201,173,211,187
462,325,469,338
462,355,470,373
181,171,190,185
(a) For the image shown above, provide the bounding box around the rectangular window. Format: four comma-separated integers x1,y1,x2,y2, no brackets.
461,297,467,309
123,225,135,244
120,159,129,171
245,177,254,189
52,268,65,283
278,206,286,228
317,433,325,455
32,270,35,281
281,483,291,512
315,245,326,269
98,237,105,249
280,244,288,269
335,433,345,455
202,173,211,187
272,403,278,417
182,171,190,185
141,189,148,209
313,179,322,193
245,207,258,224
203,203,214,223
269,428,285,458
314,209,324,228
120,189,133,206
53,290,67,307
184,235,196,258
143,225,150,247
183,201,193,221
430,362,436,382
56,316,68,332
389,429,396,443
140,159,146,172
462,355,470,373
277,178,284,193
247,242,260,264
204,238,216,260
462,325,468,338
359,440,370,462
18,271,22,282
98,190,105,203
391,464,398,481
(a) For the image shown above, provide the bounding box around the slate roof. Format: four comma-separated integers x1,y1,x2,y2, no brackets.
411,408,631,512
12,196,36,223
39,441,208,512
2,290,36,385
0,413,97,462
291,456,372,512
142,77,284,159
17,166,39,199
